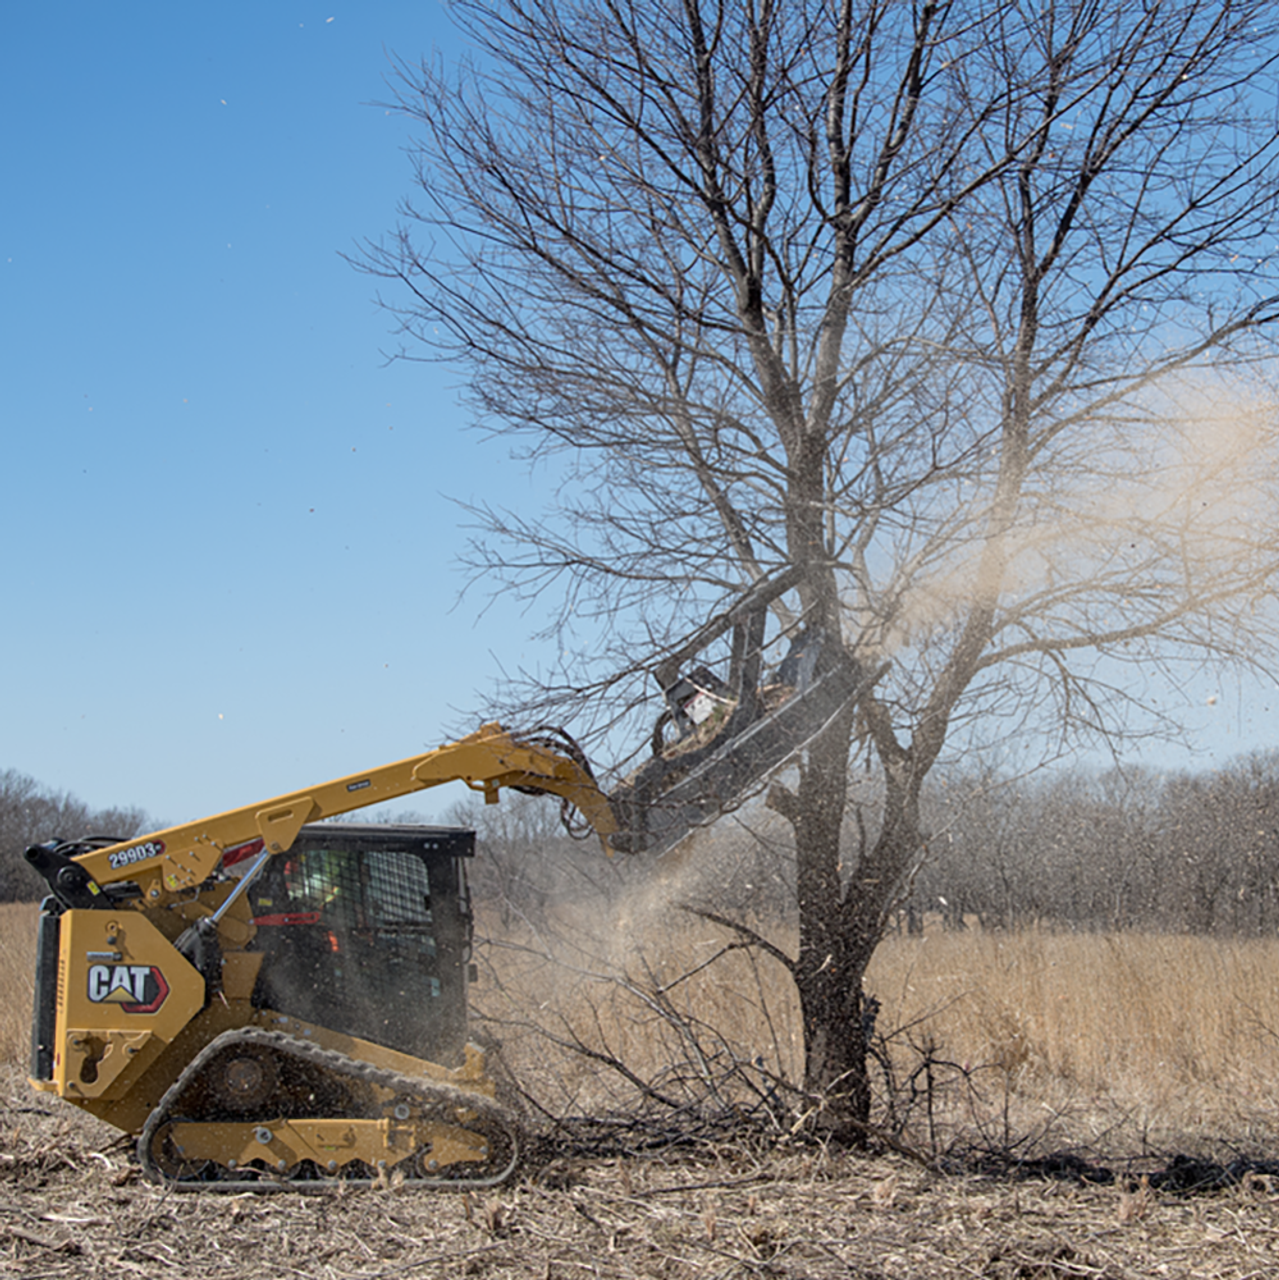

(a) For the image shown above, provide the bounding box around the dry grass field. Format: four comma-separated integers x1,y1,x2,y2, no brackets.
467,900,1279,1161
0,903,36,1071
7,898,1279,1277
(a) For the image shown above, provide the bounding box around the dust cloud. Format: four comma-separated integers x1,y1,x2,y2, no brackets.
853,380,1279,667
606,823,719,959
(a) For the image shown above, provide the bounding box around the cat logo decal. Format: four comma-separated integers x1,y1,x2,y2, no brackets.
86,964,170,1014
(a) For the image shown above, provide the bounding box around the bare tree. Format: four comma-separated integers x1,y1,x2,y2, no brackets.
364,0,1279,1132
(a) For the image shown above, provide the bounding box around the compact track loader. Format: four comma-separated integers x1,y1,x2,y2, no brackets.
26,601,871,1190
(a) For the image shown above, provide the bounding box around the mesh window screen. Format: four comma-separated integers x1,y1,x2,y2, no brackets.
275,848,432,932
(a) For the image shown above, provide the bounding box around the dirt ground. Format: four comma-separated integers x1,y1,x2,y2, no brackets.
5,1072,1279,1280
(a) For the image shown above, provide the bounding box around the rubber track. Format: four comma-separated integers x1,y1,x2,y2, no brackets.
138,1027,520,1192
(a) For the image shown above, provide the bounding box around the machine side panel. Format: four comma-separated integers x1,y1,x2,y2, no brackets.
54,911,207,1100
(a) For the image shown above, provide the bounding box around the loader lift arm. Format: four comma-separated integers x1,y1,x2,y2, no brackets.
31,723,618,910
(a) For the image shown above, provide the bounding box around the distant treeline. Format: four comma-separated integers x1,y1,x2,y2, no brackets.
910,753,1279,936
9,751,1279,936
0,769,150,902
452,752,1279,939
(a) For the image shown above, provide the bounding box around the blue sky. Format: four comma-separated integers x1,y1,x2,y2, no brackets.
2,3,1273,833
1,3,558,825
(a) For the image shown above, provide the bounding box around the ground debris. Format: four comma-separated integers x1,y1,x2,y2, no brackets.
2,1148,1276,1279
6,1067,1279,1280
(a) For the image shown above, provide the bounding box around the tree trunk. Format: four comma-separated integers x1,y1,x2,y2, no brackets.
774,700,872,1131
795,950,872,1128
774,694,928,1137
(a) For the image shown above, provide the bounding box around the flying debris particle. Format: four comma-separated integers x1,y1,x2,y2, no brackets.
1206,695,1219,706
218,714,224,720
326,15,335,21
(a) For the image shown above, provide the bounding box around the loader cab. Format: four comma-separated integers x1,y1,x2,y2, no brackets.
247,824,474,1066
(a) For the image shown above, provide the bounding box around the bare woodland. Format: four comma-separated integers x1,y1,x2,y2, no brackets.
361,0,1279,1133
457,752,1279,940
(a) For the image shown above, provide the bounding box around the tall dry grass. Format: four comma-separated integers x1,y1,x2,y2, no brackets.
0,903,37,1068
870,927,1279,1092
471,901,1279,1154
865,927,1279,1152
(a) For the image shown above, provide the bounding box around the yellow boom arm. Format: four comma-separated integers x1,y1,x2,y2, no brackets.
73,724,617,905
